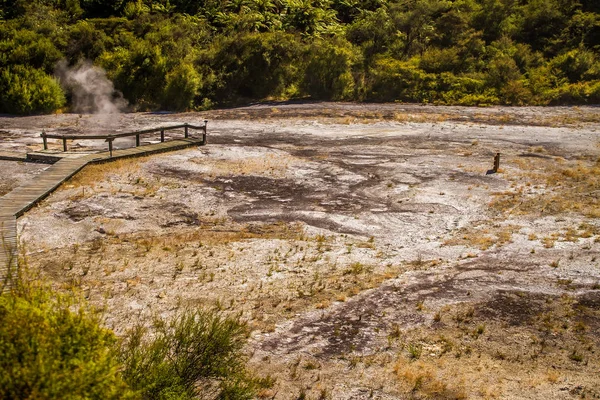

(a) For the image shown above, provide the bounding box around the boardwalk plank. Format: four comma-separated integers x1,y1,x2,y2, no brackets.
0,215,17,286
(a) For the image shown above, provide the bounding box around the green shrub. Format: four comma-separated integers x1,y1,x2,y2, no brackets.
162,62,202,111
120,309,266,400
283,0,340,35
437,72,486,94
346,8,394,59
302,38,358,100
527,65,557,104
454,91,500,106
419,47,462,74
202,32,303,103
63,20,110,62
548,80,600,104
0,29,63,72
122,0,150,19
99,39,168,110
516,0,571,53
437,72,500,105
0,277,135,399
485,55,523,89
0,65,65,114
366,56,435,102
499,79,533,105
0,266,267,400
549,48,600,83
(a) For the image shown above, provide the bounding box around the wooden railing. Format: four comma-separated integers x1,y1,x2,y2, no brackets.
41,121,208,155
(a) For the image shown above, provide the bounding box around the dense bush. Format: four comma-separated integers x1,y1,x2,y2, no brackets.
366,57,435,102
0,29,63,72
202,32,304,103
119,310,264,400
0,270,265,399
1,0,599,113
302,38,359,100
0,277,134,399
0,65,65,114
162,62,202,110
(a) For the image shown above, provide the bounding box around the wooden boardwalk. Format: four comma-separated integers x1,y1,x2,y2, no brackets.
0,151,28,162
0,138,203,284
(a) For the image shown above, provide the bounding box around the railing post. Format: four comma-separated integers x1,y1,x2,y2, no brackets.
41,131,47,150
107,137,113,158
184,124,189,138
62,137,67,152
136,134,140,147
161,130,165,142
202,120,208,145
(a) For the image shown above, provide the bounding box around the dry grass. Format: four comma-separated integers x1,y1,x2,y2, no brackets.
444,224,519,250
391,112,451,124
143,220,306,247
283,112,452,125
531,225,600,247
68,157,148,188
26,215,408,337
491,158,600,218
205,106,600,127
473,113,515,125
60,156,165,200
394,359,467,399
190,153,299,178
390,296,600,399
538,113,600,127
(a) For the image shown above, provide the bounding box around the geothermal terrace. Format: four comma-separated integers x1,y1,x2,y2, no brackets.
1,103,599,399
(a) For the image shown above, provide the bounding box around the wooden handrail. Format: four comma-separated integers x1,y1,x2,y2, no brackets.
41,121,208,153
41,123,206,139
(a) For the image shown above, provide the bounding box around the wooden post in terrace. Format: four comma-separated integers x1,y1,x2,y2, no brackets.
184,124,189,138
494,152,500,172
41,131,48,150
486,152,501,175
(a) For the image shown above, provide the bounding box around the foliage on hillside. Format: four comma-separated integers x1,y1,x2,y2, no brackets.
0,270,263,399
1,0,599,113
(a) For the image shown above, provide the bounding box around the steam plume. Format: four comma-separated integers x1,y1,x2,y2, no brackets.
55,60,128,114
